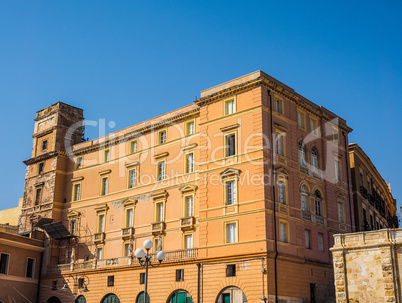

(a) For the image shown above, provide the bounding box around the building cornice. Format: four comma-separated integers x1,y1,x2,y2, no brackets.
23,151,67,166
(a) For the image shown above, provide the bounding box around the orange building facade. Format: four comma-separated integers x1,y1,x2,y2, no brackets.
19,71,354,303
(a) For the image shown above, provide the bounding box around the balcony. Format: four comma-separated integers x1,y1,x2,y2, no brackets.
360,186,368,199
312,215,326,226
151,222,165,235
301,211,311,221
93,232,105,244
121,227,135,240
180,216,195,231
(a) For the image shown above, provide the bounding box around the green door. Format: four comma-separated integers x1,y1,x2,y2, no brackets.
222,293,230,303
76,296,86,303
136,293,150,303
101,294,120,303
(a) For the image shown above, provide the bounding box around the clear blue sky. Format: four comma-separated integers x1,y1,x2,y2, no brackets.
0,1,401,218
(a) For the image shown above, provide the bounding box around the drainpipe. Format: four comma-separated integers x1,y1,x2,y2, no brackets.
197,263,202,303
343,131,354,232
268,89,278,303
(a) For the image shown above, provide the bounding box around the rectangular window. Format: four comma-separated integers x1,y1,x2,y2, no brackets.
310,119,318,136
78,278,84,288
337,202,344,223
225,99,235,115
35,188,42,205
186,121,195,135
184,234,193,249
126,208,134,227
0,253,9,274
297,111,305,129
140,273,145,284
52,281,57,290
38,162,44,174
225,134,236,157
226,223,237,243
71,220,77,235
41,139,48,151
157,161,165,181
108,276,114,287
73,183,81,201
360,172,364,187
332,128,339,143
26,258,35,278
176,269,184,282
157,202,164,222
335,159,340,182
130,140,138,153
98,214,105,232
104,149,110,162
159,131,166,144
101,177,109,196
279,222,288,243
186,153,194,173
226,264,236,277
275,99,283,114
278,181,286,204
97,247,103,260
128,169,136,188
226,181,237,205
305,230,311,249
318,233,324,252
76,157,83,168
275,133,284,156
185,196,194,217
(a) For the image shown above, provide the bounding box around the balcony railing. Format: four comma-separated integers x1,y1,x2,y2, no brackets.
121,227,135,239
151,222,165,235
180,216,195,231
360,186,368,199
301,211,311,221
93,232,105,244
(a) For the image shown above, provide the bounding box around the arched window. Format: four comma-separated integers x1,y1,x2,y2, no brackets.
314,190,322,216
75,295,86,303
301,185,309,211
298,142,306,166
101,293,121,303
136,292,150,303
278,181,286,204
167,290,193,303
216,286,247,303
311,148,319,170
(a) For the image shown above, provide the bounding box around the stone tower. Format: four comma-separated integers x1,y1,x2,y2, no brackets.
19,102,84,232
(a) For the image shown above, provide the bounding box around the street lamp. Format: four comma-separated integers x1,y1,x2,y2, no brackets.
135,239,166,303
61,273,90,300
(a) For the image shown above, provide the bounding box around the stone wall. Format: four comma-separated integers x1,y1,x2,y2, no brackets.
331,229,402,303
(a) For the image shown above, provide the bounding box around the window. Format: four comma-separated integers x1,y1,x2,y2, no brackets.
370,214,374,230
226,264,236,277
314,190,322,217
186,121,195,135
305,230,311,249
332,128,339,143
104,149,110,162
35,188,42,205
225,134,236,157
279,222,288,243
226,223,237,243
76,157,83,168
26,258,35,278
41,139,48,151
278,181,286,204
176,269,184,282
337,202,344,223
38,162,44,174
157,161,165,181
97,247,103,260
318,233,324,252
140,273,145,284
226,181,237,205
360,172,364,187
156,202,164,222
128,169,136,188
101,177,109,196
73,183,81,201
159,131,166,144
297,111,305,129
275,133,284,156
311,148,319,171
0,253,9,274
298,142,306,166
126,208,134,227
310,119,318,136
98,214,105,232
185,196,194,217
225,99,235,115
71,220,77,235
186,153,194,173
301,185,309,212
124,243,131,256
130,140,138,153
78,278,85,288
184,234,193,249
275,99,283,114
108,276,114,287
335,159,340,182
52,281,57,290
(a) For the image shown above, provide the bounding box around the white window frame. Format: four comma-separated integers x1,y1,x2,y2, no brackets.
225,221,238,244
73,183,81,201
157,161,166,181
101,176,109,196
279,221,288,243
128,168,136,189
301,185,309,212
305,230,311,249
275,99,283,114
158,130,167,144
186,120,195,136
185,152,194,174
104,149,110,162
278,180,286,204
184,195,194,217
183,233,193,249
318,233,324,252
224,98,236,115
225,133,236,157
130,140,138,153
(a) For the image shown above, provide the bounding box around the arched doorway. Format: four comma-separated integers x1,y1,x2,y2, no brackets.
136,292,150,303
46,297,61,303
216,286,247,303
101,293,121,303
75,295,86,303
167,290,193,303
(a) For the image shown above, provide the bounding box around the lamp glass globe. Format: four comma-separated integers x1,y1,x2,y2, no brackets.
156,250,166,261
143,239,153,250
134,248,146,259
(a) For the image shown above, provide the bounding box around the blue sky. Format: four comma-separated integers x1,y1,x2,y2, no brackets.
0,1,401,218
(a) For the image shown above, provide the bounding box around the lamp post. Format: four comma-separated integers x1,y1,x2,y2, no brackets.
135,239,166,303
61,273,90,300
